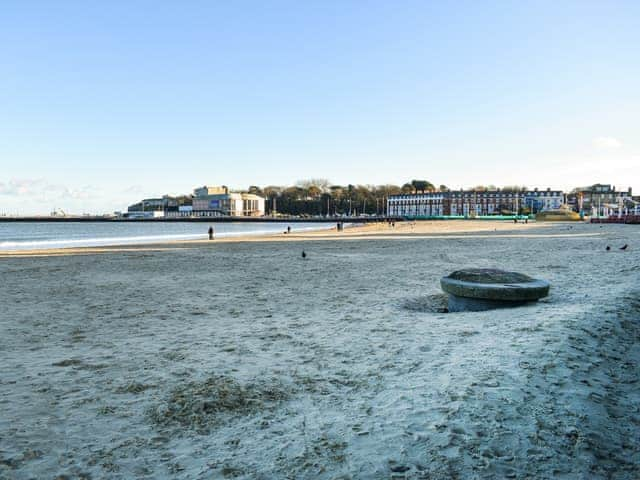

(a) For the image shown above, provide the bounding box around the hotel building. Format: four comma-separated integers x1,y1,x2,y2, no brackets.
388,188,564,217
566,184,633,216
387,193,446,217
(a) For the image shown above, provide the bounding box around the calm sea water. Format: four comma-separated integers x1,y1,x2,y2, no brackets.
0,221,335,251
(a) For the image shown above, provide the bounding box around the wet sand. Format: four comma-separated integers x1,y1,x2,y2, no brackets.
0,220,588,258
1,221,639,478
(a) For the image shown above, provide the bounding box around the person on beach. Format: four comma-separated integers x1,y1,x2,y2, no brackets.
287,225,291,234
208,226,214,240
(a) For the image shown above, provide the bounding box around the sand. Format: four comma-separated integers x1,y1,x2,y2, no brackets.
1,220,638,479
0,220,592,258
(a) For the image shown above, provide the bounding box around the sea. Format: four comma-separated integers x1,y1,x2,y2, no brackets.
0,221,335,251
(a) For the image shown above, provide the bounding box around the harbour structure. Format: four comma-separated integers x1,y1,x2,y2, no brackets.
387,188,563,218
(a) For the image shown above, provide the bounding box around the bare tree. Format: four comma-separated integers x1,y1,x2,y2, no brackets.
296,178,330,193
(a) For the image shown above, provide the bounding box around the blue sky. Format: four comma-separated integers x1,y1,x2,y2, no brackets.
1,0,638,214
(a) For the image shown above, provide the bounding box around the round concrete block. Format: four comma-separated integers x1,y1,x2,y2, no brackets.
440,268,550,312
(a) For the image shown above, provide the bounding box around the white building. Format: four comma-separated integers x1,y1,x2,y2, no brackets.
126,210,165,219
192,185,265,217
387,193,445,217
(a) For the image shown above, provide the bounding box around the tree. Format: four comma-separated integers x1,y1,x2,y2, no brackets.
411,180,435,194
263,186,282,197
411,180,426,193
501,185,527,192
307,185,322,199
296,179,330,193
376,184,402,197
235,180,447,216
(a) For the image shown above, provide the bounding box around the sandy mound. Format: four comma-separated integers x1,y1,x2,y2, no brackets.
149,375,290,433
401,293,449,313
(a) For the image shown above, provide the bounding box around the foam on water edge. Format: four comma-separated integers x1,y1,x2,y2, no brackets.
0,224,338,251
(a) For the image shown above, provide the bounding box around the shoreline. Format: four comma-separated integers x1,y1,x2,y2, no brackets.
0,216,378,223
0,220,601,258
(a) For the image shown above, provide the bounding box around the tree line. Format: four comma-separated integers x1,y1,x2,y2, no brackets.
244,179,450,216
241,180,534,216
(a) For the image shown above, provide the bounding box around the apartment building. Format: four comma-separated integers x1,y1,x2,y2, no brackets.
388,188,563,217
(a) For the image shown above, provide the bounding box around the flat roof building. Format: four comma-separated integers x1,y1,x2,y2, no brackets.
192,186,265,217
193,185,229,197
126,186,265,218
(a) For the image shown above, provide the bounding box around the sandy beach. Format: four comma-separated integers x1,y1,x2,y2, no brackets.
0,220,585,258
1,220,639,479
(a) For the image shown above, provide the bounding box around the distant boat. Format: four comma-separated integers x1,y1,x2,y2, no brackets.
535,206,581,221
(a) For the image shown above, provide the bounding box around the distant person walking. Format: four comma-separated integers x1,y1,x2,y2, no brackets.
208,226,214,240
287,225,291,234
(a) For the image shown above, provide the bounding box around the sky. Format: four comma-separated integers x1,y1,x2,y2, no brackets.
1,0,638,214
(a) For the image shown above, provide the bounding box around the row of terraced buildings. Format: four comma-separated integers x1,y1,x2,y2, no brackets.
387,185,637,218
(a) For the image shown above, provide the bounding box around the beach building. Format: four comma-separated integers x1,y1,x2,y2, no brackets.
126,198,165,217
191,185,265,217
161,195,193,217
567,184,633,217
448,190,520,216
388,188,563,218
387,193,445,217
175,205,193,217
522,188,564,213
126,187,264,218
127,195,193,218
125,210,165,219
